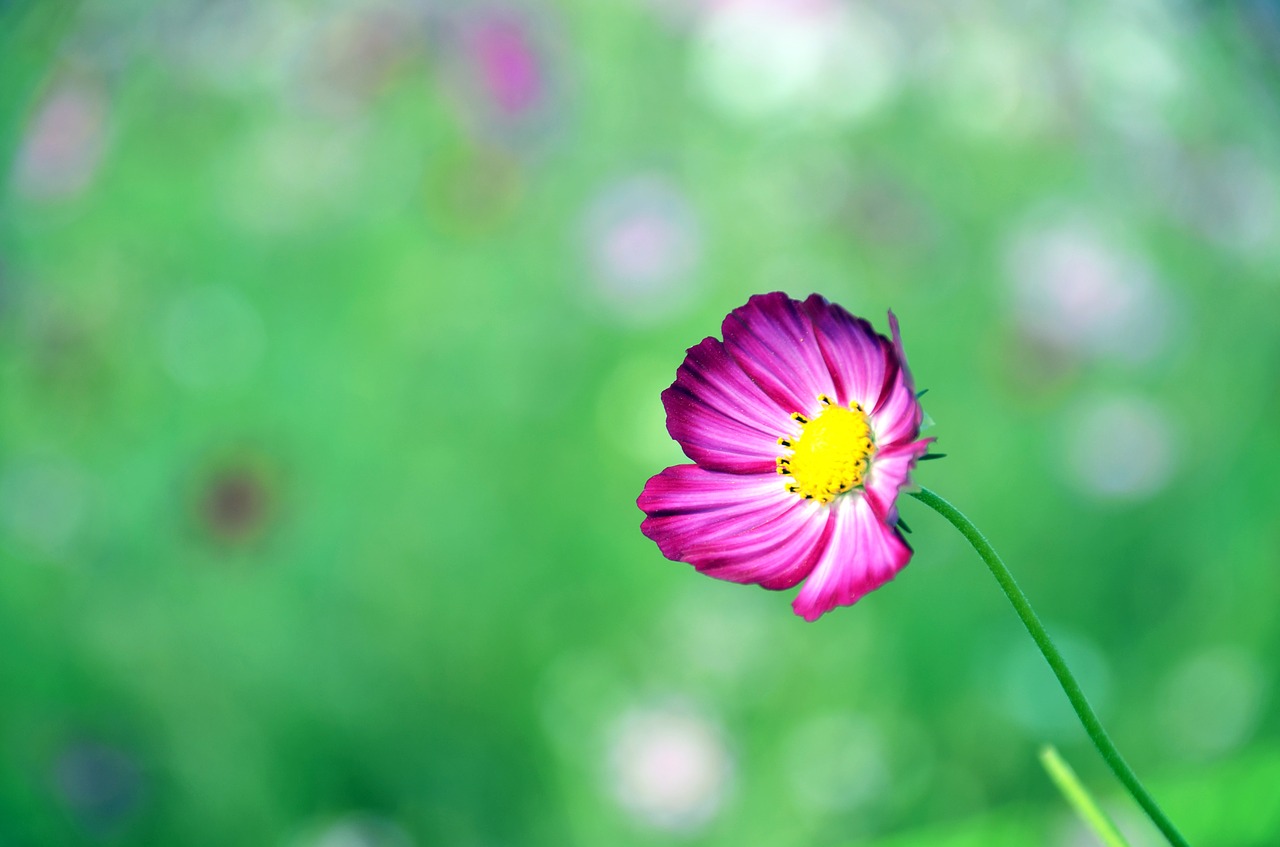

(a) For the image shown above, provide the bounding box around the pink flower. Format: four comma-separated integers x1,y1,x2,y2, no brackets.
638,293,932,621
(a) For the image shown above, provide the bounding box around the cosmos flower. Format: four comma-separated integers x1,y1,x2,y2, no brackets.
638,293,932,621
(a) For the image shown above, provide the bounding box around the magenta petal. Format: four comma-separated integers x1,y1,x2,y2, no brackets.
863,438,934,524
791,495,912,622
639,465,829,591
887,310,917,395
689,504,833,590
868,311,923,445
722,293,837,415
663,336,791,474
801,294,894,410
869,369,922,447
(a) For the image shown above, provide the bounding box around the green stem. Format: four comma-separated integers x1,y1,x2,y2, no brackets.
909,487,1190,847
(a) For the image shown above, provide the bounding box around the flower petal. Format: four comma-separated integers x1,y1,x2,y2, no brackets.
888,310,917,394
639,465,830,591
869,311,923,445
791,494,912,622
722,293,837,415
863,438,934,525
869,372,921,447
801,294,895,410
663,336,792,474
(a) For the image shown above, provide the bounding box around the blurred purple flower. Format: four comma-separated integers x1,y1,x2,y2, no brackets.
470,12,543,117
1005,219,1174,365
435,4,565,150
608,701,732,832
582,175,701,322
12,77,109,201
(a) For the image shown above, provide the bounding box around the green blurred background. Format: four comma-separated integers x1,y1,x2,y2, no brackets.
2,0,1279,844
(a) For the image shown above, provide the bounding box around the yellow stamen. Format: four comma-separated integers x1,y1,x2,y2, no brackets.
776,395,875,503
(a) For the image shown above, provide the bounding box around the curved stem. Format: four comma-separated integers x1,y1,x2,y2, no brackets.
909,487,1190,847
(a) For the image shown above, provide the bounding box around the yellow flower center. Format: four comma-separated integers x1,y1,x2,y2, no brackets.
776,395,876,503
